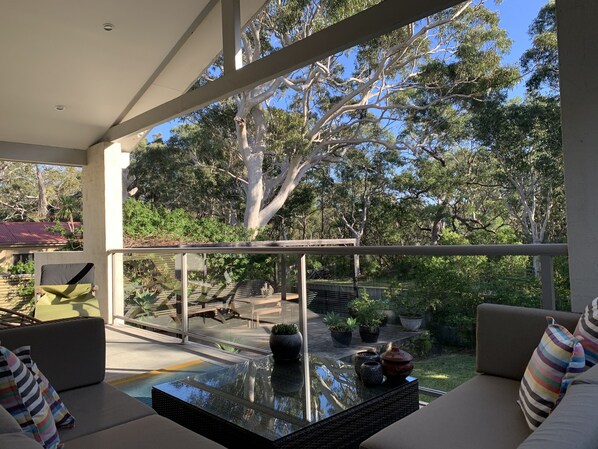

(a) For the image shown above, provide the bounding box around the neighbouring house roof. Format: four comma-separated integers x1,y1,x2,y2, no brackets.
0,222,80,246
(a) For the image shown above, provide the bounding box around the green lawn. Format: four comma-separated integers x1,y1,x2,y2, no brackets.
411,350,477,403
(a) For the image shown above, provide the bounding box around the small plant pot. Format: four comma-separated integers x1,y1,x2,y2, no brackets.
399,315,423,331
269,332,303,362
330,330,352,347
359,325,380,343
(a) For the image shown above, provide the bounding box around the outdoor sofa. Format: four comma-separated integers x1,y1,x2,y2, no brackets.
360,303,598,449
0,316,225,449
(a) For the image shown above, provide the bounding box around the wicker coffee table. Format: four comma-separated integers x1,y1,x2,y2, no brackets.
152,354,418,449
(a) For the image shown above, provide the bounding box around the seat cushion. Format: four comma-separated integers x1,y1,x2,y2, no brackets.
63,415,227,449
573,364,598,384
0,431,44,448
0,405,22,434
518,382,598,449
58,382,155,442
360,374,531,449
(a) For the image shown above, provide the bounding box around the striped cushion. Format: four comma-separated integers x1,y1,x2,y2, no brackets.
14,346,75,428
0,346,61,449
574,297,598,367
517,317,585,431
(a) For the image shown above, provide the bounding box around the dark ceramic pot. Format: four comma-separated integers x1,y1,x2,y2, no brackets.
380,344,414,378
353,349,381,377
330,330,352,347
360,361,384,385
271,359,304,396
269,332,303,362
359,325,380,343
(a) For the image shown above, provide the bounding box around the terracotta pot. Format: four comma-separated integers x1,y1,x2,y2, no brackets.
380,344,414,378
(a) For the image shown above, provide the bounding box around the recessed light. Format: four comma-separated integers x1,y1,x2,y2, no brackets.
55,105,66,111
103,23,114,32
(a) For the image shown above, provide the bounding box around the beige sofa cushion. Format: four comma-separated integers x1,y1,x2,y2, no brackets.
360,374,531,449
476,304,580,380
0,431,44,448
517,381,598,448
58,382,155,442
0,404,22,434
64,415,227,449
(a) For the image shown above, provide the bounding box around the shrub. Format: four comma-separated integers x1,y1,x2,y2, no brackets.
271,323,299,335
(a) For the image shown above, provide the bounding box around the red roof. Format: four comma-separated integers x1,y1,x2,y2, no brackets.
0,222,80,246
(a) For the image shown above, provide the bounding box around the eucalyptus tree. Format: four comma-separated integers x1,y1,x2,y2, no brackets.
0,162,82,223
173,0,515,234
473,98,563,250
0,162,38,221
395,147,507,245
520,1,558,97
471,1,564,275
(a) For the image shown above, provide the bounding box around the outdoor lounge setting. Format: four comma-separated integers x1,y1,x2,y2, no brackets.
1,0,598,448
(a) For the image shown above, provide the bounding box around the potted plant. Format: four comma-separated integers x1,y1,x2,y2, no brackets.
387,286,434,331
269,323,302,361
349,290,385,343
323,312,357,347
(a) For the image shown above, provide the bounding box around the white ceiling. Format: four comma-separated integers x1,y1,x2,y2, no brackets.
0,0,267,156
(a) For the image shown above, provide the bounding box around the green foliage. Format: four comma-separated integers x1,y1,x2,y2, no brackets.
122,199,267,284
323,312,357,332
396,231,544,347
520,1,558,96
8,260,34,275
125,290,159,317
47,222,83,251
348,289,386,327
385,284,437,318
214,335,241,353
8,260,35,299
271,323,299,335
398,330,433,358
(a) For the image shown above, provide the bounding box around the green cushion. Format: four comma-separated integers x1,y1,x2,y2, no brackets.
34,284,100,321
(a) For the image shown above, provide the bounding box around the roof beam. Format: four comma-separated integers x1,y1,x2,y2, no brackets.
103,0,464,143
0,141,87,166
221,0,243,74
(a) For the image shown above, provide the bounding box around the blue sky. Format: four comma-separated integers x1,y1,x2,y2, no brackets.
148,0,549,142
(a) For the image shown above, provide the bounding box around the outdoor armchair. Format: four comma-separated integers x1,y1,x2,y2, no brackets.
33,263,101,321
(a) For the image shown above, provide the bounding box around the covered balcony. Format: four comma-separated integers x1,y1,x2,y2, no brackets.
0,0,597,448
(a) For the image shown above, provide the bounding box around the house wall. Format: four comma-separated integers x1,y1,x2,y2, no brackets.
0,246,63,270
0,274,33,314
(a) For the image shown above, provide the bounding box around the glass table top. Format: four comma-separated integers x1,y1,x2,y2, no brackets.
153,354,415,441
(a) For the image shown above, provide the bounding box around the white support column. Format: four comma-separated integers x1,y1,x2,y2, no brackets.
557,0,598,312
82,142,124,323
221,0,242,74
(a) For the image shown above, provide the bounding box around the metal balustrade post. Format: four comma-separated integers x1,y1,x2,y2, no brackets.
181,253,189,344
298,253,311,422
540,255,556,310
298,254,309,348
281,255,287,301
